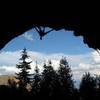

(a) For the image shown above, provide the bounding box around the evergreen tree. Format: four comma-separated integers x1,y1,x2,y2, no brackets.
16,48,31,88
40,60,57,98
31,61,41,97
57,57,75,99
95,75,100,100
79,72,96,100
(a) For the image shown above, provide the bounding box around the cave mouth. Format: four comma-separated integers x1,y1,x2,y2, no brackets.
0,27,100,82
1,27,94,55
0,14,100,50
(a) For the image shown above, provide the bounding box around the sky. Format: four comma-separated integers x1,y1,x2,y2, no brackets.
2,28,93,54
0,27,100,84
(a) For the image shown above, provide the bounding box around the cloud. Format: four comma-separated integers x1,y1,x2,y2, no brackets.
71,51,100,80
23,32,33,41
0,66,19,75
0,50,100,81
91,50,100,64
0,51,20,66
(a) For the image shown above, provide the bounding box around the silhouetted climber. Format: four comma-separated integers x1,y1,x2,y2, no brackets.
35,26,54,40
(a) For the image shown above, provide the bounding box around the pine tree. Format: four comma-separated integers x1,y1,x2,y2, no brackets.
16,48,31,88
31,61,41,96
95,75,100,100
57,57,74,99
79,72,96,100
40,60,57,98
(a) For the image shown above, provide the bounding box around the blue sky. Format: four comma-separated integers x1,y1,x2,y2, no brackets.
2,28,94,54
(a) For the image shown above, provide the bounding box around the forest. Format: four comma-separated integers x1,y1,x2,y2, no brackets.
0,48,100,100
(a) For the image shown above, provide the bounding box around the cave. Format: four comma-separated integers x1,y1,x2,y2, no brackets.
0,3,100,50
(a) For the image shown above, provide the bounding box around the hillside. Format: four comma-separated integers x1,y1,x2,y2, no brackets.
0,75,15,85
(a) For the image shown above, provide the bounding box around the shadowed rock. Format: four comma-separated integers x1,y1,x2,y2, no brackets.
0,2,100,50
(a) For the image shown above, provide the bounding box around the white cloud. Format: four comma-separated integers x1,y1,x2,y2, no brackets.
71,53,100,80
91,50,100,64
0,51,20,66
23,32,33,41
0,66,19,75
0,50,100,81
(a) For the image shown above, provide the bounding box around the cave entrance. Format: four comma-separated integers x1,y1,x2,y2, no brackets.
0,27,100,81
